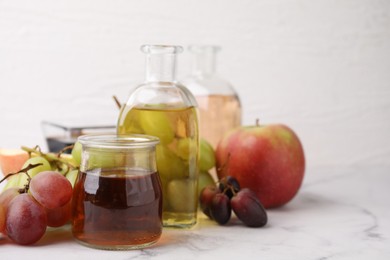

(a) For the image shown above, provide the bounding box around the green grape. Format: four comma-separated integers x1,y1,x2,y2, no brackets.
175,138,197,160
197,171,216,198
44,152,65,174
139,111,174,145
59,153,78,168
56,162,70,176
71,141,82,166
65,169,79,188
158,174,170,210
18,157,51,188
156,145,187,180
86,150,124,170
199,138,216,172
167,179,197,212
3,174,21,190
117,108,143,134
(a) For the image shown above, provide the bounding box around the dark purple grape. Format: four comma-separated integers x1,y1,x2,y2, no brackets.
219,176,240,199
210,193,231,225
231,188,267,227
199,186,219,219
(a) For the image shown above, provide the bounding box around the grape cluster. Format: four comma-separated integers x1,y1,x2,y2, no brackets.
4,146,79,191
0,165,73,245
199,176,268,227
0,145,79,245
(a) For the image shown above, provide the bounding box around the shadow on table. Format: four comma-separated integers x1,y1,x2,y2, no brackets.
0,192,338,248
0,225,72,246
35,224,73,246
267,190,337,215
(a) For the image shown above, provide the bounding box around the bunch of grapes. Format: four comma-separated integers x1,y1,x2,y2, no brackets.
199,176,268,227
3,145,80,191
0,164,73,245
0,145,80,245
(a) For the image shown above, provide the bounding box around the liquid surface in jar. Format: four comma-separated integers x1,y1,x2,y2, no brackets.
117,105,199,228
71,169,162,249
196,94,241,148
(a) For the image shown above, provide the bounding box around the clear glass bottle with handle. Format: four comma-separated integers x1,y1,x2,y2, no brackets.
117,45,199,228
182,45,241,149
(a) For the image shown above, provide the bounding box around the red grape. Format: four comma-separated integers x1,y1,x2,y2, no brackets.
0,187,20,234
198,176,268,227
46,200,71,227
6,193,47,245
210,193,231,225
0,204,5,233
0,187,20,211
231,188,267,227
29,171,73,209
199,186,220,219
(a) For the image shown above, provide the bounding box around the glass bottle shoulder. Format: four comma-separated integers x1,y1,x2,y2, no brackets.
123,81,198,109
182,74,238,97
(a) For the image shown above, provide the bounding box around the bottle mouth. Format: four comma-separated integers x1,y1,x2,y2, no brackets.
141,45,183,54
188,45,221,53
78,134,160,149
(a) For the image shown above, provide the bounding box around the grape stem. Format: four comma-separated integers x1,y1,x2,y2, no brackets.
231,187,238,196
0,163,45,194
0,163,42,183
218,177,238,197
21,146,78,174
57,144,74,157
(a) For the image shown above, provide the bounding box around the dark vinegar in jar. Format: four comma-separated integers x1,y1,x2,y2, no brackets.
71,169,162,249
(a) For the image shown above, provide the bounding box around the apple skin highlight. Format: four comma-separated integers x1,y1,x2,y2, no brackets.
216,124,305,208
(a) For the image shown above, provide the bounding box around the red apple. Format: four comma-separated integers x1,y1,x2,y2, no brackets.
215,121,305,208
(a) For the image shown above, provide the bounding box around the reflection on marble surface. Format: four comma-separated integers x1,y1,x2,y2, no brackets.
1,166,389,259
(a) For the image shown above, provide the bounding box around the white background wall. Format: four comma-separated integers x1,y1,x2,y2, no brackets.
0,0,389,171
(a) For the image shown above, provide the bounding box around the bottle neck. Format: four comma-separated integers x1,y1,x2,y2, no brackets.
144,53,178,83
190,46,219,77
141,45,183,83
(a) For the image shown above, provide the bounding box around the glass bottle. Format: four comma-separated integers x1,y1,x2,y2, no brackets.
117,45,199,228
182,45,241,149
71,134,162,250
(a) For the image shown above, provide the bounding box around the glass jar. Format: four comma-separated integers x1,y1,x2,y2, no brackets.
71,134,162,250
182,45,241,149
41,120,116,153
117,45,199,228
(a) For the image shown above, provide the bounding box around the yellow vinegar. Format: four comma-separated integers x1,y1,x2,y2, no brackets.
117,105,199,228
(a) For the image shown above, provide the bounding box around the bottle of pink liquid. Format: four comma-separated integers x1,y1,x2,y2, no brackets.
182,45,241,149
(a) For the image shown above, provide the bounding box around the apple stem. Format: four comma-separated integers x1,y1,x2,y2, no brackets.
256,118,260,126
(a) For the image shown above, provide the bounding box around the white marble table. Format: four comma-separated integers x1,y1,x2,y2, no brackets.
1,166,389,260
